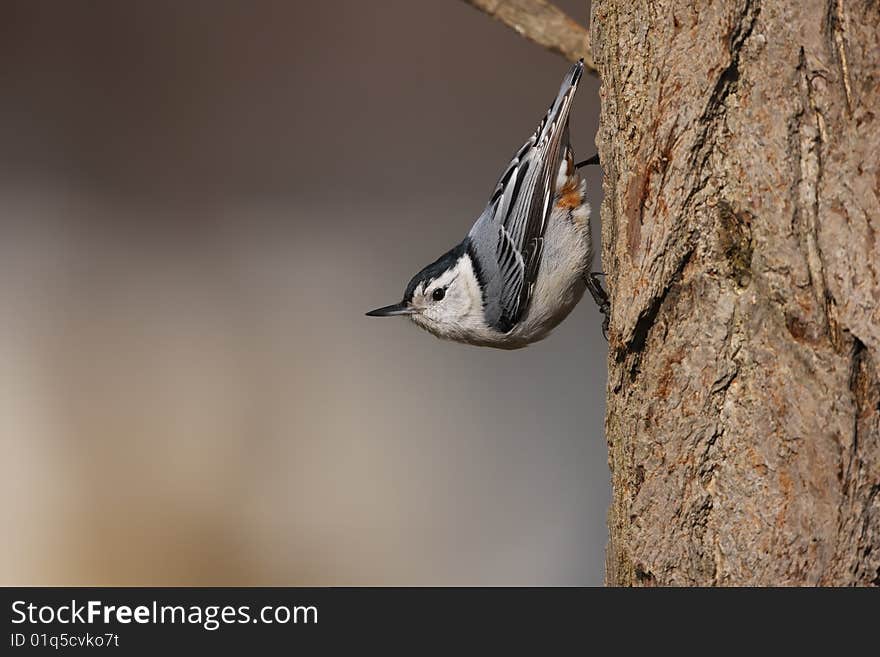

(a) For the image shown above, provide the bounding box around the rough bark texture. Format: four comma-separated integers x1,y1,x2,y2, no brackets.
462,0,596,69
593,0,880,585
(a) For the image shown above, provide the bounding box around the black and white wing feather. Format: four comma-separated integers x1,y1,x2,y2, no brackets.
468,60,583,333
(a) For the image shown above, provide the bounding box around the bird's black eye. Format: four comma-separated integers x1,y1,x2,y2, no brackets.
432,287,446,301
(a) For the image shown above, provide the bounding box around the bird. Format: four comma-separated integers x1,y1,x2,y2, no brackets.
366,60,609,349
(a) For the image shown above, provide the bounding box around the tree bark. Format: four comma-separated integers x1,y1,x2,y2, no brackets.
593,0,880,585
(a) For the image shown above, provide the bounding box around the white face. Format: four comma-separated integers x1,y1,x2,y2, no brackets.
408,254,489,341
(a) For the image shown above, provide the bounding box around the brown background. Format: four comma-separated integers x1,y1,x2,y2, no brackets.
0,0,608,585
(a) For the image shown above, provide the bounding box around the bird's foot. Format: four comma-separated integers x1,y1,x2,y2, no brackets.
575,153,601,169
584,272,610,340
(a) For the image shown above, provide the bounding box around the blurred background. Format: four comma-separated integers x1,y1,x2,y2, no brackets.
0,0,608,585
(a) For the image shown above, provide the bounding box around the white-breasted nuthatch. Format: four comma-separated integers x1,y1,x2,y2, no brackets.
367,60,609,348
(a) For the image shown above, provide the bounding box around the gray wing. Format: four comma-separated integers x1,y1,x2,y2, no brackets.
468,60,583,333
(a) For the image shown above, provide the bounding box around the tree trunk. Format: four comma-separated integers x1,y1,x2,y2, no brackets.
592,0,880,585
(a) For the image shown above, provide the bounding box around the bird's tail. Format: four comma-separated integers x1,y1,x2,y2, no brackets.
536,59,583,143
557,59,584,105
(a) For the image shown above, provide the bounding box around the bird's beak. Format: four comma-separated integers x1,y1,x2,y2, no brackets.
365,302,414,317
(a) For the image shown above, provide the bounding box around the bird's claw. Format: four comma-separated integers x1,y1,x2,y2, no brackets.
585,272,611,341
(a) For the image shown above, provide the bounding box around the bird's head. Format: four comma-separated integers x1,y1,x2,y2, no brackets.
366,242,487,341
